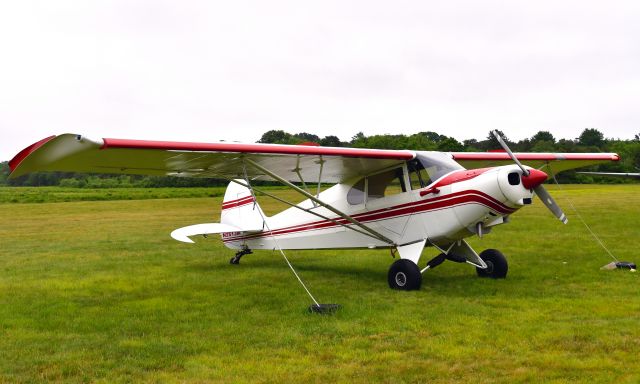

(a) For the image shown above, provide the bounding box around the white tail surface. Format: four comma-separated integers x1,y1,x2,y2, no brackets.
170,180,265,244
220,180,265,231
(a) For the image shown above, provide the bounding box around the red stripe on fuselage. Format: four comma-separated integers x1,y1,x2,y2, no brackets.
222,190,515,242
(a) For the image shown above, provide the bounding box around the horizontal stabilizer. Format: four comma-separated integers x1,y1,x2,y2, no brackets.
171,223,260,243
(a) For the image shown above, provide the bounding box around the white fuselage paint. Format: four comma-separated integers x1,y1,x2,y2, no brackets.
221,165,535,251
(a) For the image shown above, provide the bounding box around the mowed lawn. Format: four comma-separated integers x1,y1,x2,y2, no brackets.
0,185,639,383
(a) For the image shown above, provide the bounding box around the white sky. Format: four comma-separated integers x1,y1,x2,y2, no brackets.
1,1,639,160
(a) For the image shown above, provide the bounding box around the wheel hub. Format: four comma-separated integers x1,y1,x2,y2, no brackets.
395,272,407,287
485,260,494,274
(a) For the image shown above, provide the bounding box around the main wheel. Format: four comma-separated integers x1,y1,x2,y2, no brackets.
388,259,422,290
476,249,508,278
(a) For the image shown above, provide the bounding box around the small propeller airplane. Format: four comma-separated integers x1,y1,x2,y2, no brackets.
9,131,619,290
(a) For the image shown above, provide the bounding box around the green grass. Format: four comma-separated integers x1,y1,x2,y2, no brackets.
0,186,292,204
0,186,229,204
0,185,639,383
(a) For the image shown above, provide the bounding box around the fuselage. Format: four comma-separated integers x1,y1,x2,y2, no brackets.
221,152,543,251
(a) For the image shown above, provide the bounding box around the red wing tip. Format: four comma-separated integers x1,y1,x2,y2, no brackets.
8,135,57,173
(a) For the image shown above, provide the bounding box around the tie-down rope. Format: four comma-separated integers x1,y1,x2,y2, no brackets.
550,173,619,262
242,166,320,306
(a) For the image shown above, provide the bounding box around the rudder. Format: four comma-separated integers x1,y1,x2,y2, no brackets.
221,180,265,231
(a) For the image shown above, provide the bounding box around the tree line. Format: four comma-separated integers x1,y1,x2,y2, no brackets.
2,128,639,187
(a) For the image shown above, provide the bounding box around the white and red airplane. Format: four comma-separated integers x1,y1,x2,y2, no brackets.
9,131,619,290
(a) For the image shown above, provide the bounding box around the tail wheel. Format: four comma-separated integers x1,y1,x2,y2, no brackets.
476,249,508,279
388,259,422,290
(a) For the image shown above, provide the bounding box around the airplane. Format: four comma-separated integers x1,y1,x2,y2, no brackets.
9,131,620,291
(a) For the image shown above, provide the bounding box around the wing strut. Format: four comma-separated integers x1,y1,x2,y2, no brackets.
244,158,396,245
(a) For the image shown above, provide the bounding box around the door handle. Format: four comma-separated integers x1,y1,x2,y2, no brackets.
419,187,440,197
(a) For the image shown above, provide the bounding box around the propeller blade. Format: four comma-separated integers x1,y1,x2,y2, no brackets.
491,130,567,224
491,130,529,176
533,185,568,224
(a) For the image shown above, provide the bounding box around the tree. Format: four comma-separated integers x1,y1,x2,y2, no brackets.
578,128,604,148
351,132,366,142
530,140,556,152
474,130,512,151
0,161,8,185
293,132,320,144
555,138,578,152
486,130,509,143
258,130,292,144
437,137,464,152
350,132,367,147
531,131,555,143
363,135,407,150
319,135,342,147
420,131,446,143
406,133,437,150
463,139,480,151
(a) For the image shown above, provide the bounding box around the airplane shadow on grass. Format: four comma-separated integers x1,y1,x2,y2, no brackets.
180,254,528,300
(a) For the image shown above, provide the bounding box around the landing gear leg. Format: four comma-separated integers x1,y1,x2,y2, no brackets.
230,246,252,265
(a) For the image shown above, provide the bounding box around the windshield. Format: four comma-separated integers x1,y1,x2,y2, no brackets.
410,152,465,187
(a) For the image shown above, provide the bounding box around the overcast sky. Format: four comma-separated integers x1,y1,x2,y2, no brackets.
1,1,639,160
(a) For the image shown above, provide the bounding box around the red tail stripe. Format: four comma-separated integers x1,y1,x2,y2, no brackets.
222,196,255,210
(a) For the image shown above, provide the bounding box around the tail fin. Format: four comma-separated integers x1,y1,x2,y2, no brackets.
220,180,265,231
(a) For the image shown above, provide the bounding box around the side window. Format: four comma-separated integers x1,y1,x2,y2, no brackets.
368,167,406,200
408,160,432,189
417,169,432,188
347,178,365,205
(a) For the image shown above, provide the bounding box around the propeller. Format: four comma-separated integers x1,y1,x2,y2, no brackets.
492,130,568,224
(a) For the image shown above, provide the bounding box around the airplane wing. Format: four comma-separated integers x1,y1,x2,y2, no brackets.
577,171,640,178
9,135,620,183
450,152,620,175
9,134,415,183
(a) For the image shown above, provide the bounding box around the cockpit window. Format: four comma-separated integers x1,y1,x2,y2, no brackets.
409,152,464,188
347,167,407,205
367,168,406,200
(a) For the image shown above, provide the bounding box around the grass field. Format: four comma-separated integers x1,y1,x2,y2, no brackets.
1,185,639,383
0,186,228,204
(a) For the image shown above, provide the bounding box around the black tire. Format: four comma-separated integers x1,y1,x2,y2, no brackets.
388,259,422,290
476,249,508,278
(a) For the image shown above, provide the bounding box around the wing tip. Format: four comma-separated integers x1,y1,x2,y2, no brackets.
8,135,57,177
